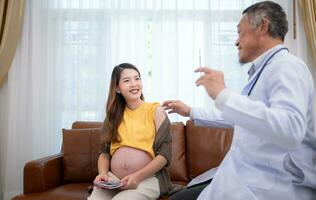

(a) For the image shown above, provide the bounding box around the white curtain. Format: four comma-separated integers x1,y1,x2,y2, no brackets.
0,0,308,199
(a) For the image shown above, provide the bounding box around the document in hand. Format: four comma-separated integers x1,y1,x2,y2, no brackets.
93,180,123,189
187,167,218,188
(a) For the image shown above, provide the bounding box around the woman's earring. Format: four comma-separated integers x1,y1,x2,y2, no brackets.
116,90,120,94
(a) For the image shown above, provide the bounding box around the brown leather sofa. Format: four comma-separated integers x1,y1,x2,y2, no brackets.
12,120,233,200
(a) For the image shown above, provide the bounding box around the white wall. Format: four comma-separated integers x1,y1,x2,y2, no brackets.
0,76,9,200
295,1,316,133
282,0,314,68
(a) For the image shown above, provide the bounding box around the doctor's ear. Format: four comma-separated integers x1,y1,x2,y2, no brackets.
259,19,269,34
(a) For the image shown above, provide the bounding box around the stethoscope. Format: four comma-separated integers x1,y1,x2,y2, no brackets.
247,47,289,96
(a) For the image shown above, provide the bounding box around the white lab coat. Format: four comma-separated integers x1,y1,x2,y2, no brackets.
190,45,316,200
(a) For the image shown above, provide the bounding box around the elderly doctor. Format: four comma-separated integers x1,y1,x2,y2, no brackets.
163,1,316,200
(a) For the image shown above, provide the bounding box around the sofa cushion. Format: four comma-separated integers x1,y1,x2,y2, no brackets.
185,120,233,179
169,122,188,182
62,129,100,182
12,183,91,200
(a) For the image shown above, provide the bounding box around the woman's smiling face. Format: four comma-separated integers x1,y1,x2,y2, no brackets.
117,68,143,102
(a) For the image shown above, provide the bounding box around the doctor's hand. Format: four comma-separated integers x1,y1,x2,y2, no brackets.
195,67,226,100
162,100,191,117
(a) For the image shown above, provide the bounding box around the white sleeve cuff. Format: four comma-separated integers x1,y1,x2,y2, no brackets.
189,107,195,120
189,107,203,120
215,88,231,111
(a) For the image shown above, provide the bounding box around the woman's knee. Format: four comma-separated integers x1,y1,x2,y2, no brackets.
88,186,116,200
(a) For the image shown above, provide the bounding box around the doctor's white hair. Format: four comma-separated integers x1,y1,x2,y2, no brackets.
242,1,288,42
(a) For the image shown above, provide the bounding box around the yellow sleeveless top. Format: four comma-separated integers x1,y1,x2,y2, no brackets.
110,102,160,158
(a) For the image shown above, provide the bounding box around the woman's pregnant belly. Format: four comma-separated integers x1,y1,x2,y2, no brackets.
111,146,153,179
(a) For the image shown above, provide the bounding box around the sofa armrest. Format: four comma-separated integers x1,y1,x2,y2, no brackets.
24,153,63,193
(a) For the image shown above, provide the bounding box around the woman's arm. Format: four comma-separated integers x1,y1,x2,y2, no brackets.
94,153,111,182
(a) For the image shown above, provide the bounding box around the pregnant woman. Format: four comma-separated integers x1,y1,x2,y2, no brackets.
88,63,172,200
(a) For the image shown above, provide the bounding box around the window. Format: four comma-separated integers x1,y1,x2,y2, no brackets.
47,0,255,126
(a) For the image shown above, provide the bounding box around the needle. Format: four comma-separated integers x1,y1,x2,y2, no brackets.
198,48,202,76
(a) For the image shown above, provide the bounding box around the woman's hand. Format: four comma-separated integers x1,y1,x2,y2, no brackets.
120,172,142,189
94,173,109,182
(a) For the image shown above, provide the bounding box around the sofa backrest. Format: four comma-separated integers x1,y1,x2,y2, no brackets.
168,122,188,184
185,120,233,179
72,121,103,129
69,121,190,184
64,120,233,184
